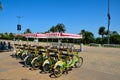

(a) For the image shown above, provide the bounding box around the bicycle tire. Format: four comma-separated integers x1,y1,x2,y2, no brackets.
24,56,32,67
75,57,83,68
21,53,27,60
43,63,50,73
31,58,40,69
53,65,63,78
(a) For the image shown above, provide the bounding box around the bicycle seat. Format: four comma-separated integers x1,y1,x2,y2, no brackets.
39,50,46,54
29,48,35,50
48,49,58,53
31,52,35,54
69,54,74,57
59,48,67,51
20,47,24,49
45,46,49,48
61,55,67,59
37,46,44,49
62,52,74,57
50,53,58,57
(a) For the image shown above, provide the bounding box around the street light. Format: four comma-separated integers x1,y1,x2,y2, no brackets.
107,0,111,44
17,16,22,41
17,16,22,33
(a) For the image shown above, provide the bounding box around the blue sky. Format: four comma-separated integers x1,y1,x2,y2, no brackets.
0,0,120,37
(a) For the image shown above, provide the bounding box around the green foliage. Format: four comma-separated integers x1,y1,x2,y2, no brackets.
56,23,66,32
0,24,119,45
49,26,57,32
110,34,120,44
95,37,101,44
3,32,9,39
0,33,4,38
8,33,14,40
96,27,120,44
0,32,14,40
80,29,95,44
98,26,106,43
110,31,119,36
49,23,66,33
98,26,106,35
24,28,32,34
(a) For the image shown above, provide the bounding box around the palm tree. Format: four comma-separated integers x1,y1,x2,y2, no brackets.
24,28,32,34
98,26,106,42
56,23,66,32
49,26,57,32
80,29,95,44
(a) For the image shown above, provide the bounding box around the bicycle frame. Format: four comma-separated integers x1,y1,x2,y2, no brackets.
53,50,81,77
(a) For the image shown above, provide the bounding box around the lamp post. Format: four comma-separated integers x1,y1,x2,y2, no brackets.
17,16,22,42
107,0,111,44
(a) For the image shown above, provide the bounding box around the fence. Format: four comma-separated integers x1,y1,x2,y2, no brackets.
89,43,101,47
103,44,120,48
89,43,120,48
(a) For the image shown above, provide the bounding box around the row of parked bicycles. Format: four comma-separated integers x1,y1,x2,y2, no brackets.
12,43,83,78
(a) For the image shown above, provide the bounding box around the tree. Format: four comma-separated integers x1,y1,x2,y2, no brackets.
110,34,120,44
47,23,66,33
98,26,106,43
49,26,57,32
80,29,95,44
56,23,66,32
9,33,14,40
24,28,32,34
110,31,119,36
95,37,102,44
109,31,120,44
3,32,9,39
80,30,85,38
0,33,4,39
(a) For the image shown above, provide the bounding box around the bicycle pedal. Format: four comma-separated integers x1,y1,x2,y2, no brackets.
29,68,34,70
23,65,28,68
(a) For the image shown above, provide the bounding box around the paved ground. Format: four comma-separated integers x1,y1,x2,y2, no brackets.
0,45,120,80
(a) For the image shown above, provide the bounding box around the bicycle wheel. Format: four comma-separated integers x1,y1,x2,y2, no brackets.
43,63,50,73
54,66,63,78
24,56,32,67
21,53,27,60
17,51,23,59
75,57,83,68
31,58,40,69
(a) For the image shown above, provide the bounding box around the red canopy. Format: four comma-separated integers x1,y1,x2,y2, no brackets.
15,32,82,39
24,33,36,38
35,33,47,38
46,32,61,38
46,32,82,39
61,33,82,39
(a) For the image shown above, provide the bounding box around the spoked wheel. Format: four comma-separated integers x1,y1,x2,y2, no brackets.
31,59,40,69
24,56,32,67
17,52,22,59
75,57,83,68
54,66,63,78
21,53,27,60
43,63,50,73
